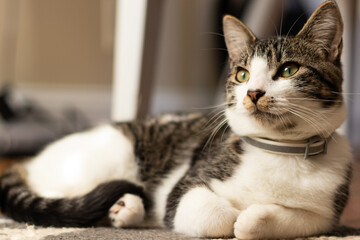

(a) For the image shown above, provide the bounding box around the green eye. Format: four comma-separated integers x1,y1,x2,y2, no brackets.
235,68,250,83
280,63,299,78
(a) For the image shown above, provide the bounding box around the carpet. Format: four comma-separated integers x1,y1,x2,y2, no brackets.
1,217,360,240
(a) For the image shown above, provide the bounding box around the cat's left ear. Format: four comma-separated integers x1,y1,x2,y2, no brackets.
296,1,343,61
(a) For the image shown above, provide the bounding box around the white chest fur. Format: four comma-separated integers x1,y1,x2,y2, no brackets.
210,133,352,218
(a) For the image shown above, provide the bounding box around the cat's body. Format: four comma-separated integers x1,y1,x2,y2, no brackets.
0,1,353,239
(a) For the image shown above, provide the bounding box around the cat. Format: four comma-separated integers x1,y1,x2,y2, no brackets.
0,1,353,239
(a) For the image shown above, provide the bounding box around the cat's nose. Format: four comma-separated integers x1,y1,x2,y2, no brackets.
247,90,265,104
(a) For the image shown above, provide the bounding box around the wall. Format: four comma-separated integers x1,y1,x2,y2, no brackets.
0,0,115,123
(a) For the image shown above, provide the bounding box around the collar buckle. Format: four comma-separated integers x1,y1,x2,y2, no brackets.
304,136,328,159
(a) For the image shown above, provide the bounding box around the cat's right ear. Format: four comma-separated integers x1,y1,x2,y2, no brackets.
223,15,256,62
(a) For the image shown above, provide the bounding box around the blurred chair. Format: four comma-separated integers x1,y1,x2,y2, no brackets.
111,0,164,121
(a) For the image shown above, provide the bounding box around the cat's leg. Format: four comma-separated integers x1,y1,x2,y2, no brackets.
108,194,145,228
25,125,140,198
172,187,240,238
234,204,332,239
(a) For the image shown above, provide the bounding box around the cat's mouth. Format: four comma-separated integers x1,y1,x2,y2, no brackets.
247,108,292,128
242,95,288,124
250,109,278,119
243,95,279,117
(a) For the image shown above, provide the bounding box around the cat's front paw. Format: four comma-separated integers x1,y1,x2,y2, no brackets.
234,204,277,239
108,194,145,228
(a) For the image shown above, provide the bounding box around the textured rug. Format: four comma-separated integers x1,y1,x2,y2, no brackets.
1,217,360,240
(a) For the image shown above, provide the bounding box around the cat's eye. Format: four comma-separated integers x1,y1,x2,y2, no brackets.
279,63,299,78
235,68,250,83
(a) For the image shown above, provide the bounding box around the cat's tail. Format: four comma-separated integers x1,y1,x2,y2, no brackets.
0,165,149,227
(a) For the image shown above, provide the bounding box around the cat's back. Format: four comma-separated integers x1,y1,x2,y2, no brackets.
23,112,213,198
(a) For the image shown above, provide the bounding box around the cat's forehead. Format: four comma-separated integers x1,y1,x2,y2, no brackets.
236,37,308,69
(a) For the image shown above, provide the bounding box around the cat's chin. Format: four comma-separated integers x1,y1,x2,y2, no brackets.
231,107,284,128
226,108,282,138
249,109,280,122
226,110,310,140
226,102,348,141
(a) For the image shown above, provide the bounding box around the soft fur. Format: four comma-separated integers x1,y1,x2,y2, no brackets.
0,1,353,239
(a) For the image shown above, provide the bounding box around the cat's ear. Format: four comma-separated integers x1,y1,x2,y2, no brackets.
296,1,343,61
223,15,256,62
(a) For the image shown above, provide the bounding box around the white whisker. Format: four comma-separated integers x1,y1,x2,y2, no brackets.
203,117,228,151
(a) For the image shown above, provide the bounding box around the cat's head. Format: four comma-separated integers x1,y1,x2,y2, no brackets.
223,1,346,140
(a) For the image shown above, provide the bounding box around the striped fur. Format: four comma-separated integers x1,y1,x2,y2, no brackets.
0,1,353,239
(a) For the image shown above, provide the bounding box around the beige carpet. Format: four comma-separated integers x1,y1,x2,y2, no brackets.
1,217,360,240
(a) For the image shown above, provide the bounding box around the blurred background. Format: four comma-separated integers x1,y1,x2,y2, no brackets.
0,0,359,154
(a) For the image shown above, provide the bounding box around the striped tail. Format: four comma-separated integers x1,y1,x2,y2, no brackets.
0,166,148,227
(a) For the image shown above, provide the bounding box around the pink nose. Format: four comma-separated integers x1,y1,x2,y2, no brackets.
247,90,265,104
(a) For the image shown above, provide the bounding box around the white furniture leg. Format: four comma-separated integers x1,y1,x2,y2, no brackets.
111,0,148,122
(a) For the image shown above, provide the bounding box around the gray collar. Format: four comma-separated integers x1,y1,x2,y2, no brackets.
242,135,332,159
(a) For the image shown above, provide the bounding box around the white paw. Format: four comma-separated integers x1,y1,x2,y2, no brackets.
108,194,145,228
234,204,277,239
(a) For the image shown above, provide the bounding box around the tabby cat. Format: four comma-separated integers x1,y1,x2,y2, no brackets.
0,1,352,239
